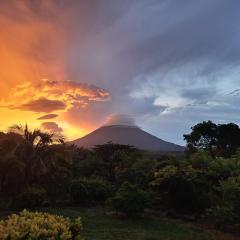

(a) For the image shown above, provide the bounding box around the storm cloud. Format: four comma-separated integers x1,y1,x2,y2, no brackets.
0,0,240,143
65,0,240,143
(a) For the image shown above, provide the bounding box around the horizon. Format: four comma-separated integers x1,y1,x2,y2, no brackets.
0,1,240,145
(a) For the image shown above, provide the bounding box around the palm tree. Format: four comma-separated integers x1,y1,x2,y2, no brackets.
9,124,64,186
0,133,25,195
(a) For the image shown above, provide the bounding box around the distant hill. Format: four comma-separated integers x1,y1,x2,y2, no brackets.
70,125,185,152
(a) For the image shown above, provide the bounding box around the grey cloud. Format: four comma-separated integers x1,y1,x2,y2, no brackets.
181,88,216,104
41,122,63,133
19,98,66,113
105,114,136,126
3,1,239,143
37,114,59,120
227,89,240,96
64,0,240,143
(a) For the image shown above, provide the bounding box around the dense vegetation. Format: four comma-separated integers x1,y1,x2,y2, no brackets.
1,121,240,238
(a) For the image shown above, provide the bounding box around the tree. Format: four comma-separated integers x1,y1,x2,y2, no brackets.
9,124,63,186
110,182,149,217
93,143,137,182
184,121,240,158
0,132,24,196
41,144,72,204
217,123,240,157
184,121,218,156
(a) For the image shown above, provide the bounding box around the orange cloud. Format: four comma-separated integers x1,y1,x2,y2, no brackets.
0,1,110,139
41,122,63,134
0,79,109,113
0,1,67,98
19,98,66,113
37,114,59,120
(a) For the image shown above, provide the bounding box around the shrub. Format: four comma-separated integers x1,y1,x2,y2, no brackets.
87,178,113,202
69,178,113,203
110,182,149,217
11,186,46,210
0,210,83,239
116,159,157,188
0,198,10,210
207,177,240,225
73,157,108,179
152,166,212,214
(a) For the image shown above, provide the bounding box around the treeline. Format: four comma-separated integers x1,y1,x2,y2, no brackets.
1,122,240,231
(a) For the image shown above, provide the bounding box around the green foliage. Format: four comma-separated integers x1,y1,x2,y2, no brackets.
116,158,157,188
94,143,139,181
73,156,108,179
153,165,212,214
190,151,213,169
2,119,240,230
207,177,240,225
11,186,46,210
152,150,240,219
110,182,149,216
184,121,240,157
69,178,113,203
0,210,83,239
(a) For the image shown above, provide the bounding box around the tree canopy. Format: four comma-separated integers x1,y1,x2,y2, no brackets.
184,121,240,157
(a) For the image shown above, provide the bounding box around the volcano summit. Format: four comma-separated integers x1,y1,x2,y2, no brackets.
71,125,184,153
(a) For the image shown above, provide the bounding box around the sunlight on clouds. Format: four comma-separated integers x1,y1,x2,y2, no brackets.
0,79,110,139
0,79,109,113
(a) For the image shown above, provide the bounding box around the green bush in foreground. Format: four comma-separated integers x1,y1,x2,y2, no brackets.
11,186,46,210
207,176,240,225
0,210,83,239
69,178,113,203
110,182,149,217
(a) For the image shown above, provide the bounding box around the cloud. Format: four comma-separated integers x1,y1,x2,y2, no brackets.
65,0,240,141
0,1,68,97
37,114,58,120
19,98,66,113
1,0,240,143
1,79,110,113
105,114,136,126
41,122,63,134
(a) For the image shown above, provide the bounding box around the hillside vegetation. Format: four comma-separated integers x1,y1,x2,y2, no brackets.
1,121,240,239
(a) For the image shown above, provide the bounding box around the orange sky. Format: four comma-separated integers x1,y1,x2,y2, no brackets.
0,1,110,140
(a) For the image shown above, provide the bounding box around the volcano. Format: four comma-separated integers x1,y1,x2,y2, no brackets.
71,125,184,152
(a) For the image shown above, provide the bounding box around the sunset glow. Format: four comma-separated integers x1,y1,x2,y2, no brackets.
0,1,110,139
0,1,240,144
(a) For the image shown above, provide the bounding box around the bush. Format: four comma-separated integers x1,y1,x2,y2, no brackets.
207,177,240,225
152,166,212,214
11,186,46,210
0,210,83,239
69,178,113,203
73,157,108,179
116,158,157,188
110,182,149,217
0,198,10,210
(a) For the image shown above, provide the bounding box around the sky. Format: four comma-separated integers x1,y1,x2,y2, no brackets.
0,0,240,144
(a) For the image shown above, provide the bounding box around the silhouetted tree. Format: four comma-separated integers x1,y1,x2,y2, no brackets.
93,143,137,182
10,124,64,186
184,121,240,157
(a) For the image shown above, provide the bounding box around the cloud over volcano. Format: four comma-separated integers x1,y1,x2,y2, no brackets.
0,0,240,143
